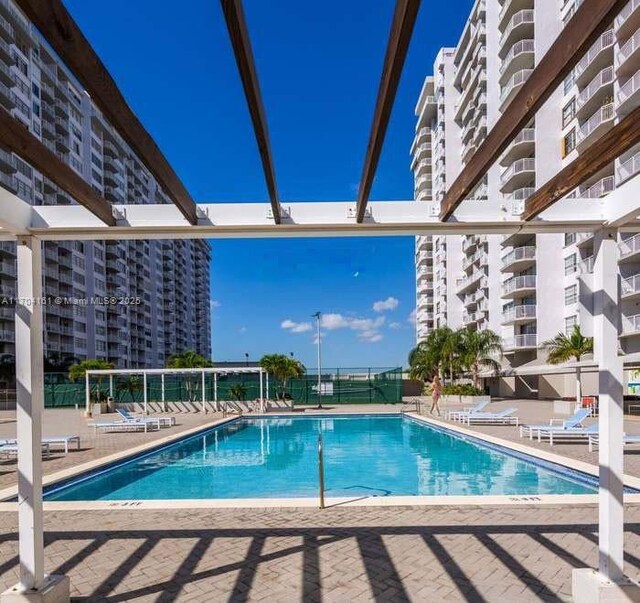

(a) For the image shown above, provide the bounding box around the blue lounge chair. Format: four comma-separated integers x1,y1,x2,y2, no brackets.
116,408,175,428
536,422,598,446
519,408,591,440
447,399,491,421
589,432,640,452
464,407,519,425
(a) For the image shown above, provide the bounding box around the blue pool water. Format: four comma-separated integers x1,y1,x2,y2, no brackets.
45,415,599,501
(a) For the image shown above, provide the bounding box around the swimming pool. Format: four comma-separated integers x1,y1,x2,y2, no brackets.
43,414,611,501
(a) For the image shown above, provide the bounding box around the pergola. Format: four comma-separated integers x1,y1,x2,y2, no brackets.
1,0,639,600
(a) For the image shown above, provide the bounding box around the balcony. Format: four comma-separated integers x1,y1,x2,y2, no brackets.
499,39,535,86
0,260,15,276
618,151,640,185
577,103,614,151
417,278,434,292
500,69,533,109
621,314,640,336
456,270,486,294
463,249,488,271
463,311,482,326
498,0,533,30
0,171,16,194
575,29,614,87
0,329,14,342
617,69,640,116
0,15,12,43
502,304,536,325
501,246,536,272
416,250,433,265
499,10,534,53
622,273,640,299
576,232,595,247
576,67,614,119
502,275,536,298
499,128,535,167
581,175,615,198
620,233,640,261
579,255,595,274
500,158,535,192
616,0,640,42
503,334,538,352
0,80,14,111
618,30,640,80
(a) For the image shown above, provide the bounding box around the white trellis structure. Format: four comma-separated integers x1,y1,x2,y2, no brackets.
84,366,265,415
3,182,640,600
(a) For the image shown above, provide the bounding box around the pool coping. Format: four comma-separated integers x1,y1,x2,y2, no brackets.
0,411,639,511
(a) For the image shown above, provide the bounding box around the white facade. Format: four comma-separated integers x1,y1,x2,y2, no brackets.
0,0,211,369
412,0,640,397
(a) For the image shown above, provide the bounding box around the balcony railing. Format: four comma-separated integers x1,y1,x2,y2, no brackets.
622,314,640,334
618,30,640,68
499,39,535,76
500,10,534,47
575,30,614,78
622,274,640,297
502,275,536,295
501,158,535,186
502,305,536,323
617,151,640,184
503,334,538,350
579,255,595,274
501,246,536,268
576,66,614,109
578,103,614,142
616,0,640,28
582,175,615,198
618,69,640,107
620,233,640,257
500,69,533,103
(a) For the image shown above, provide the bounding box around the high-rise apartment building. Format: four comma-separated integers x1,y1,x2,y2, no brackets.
0,0,211,368
412,0,640,397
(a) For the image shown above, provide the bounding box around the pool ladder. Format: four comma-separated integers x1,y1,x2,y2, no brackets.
317,432,325,509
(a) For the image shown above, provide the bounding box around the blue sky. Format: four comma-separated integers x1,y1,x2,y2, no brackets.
64,0,474,369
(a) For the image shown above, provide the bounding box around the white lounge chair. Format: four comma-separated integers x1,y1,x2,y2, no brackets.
464,407,519,425
0,436,80,454
447,399,491,421
91,421,157,433
589,433,640,453
117,408,175,427
519,408,591,440
535,423,598,446
0,443,50,458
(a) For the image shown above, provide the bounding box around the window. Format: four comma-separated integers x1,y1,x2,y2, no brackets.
15,180,33,201
564,253,577,275
564,233,576,246
565,284,578,305
562,99,575,128
565,315,578,333
563,71,574,95
563,129,576,157
31,82,40,97
14,157,32,179
74,242,84,253
32,102,40,117
73,256,85,270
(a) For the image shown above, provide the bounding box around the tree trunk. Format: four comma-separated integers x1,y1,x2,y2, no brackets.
575,365,582,412
473,363,479,389
449,358,454,385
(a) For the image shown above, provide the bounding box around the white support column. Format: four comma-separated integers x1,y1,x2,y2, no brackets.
201,370,206,413
214,373,218,411
266,373,270,400
161,373,166,412
143,372,148,415
109,374,113,398
573,229,639,600
84,372,90,416
3,236,70,601
259,369,264,412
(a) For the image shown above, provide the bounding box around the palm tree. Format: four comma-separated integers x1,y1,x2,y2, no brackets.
260,354,306,410
120,375,144,402
459,328,503,389
408,327,461,384
0,354,15,388
407,342,436,382
166,350,213,402
543,325,593,410
68,359,114,402
229,383,247,402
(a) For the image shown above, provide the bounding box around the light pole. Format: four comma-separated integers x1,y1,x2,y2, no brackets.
245,352,249,367
312,312,322,409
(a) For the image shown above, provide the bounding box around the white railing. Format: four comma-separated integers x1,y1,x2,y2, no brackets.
0,260,16,276
500,69,533,103
618,69,640,106
575,30,614,78
503,334,538,350
622,314,640,334
500,10,534,47
501,246,536,268
0,329,14,342
578,103,614,142
582,175,615,198
501,158,536,185
502,305,537,323
620,233,640,257
499,39,535,76
577,66,614,109
617,151,640,184
617,0,640,28
512,186,536,201
579,255,595,274
463,312,479,324
502,275,536,295
456,270,484,291
503,129,535,159
618,30,640,67
622,274,640,297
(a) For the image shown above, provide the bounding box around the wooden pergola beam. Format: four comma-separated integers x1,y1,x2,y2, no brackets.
220,0,281,224
0,111,116,226
355,0,421,223
15,0,199,225
523,105,640,221
440,0,628,221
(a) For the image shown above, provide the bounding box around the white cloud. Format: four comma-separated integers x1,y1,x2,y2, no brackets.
239,326,247,333
321,313,351,330
281,319,313,333
210,300,221,308
373,297,399,312
408,309,417,325
389,322,402,330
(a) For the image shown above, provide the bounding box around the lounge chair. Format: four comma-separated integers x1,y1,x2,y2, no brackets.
535,422,598,446
116,408,175,428
589,433,640,453
91,421,157,433
519,408,591,440
464,407,519,425
447,399,491,421
0,436,80,454
0,443,50,458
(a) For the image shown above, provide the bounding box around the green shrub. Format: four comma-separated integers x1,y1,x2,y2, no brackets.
440,384,484,396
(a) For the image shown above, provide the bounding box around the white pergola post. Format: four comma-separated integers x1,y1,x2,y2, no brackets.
266,372,270,400
109,374,113,398
7,236,69,599
259,369,264,412
84,371,90,416
214,373,218,412
161,373,166,412
201,370,206,413
142,372,148,415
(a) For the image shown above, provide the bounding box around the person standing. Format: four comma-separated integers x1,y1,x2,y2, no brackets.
430,375,442,416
